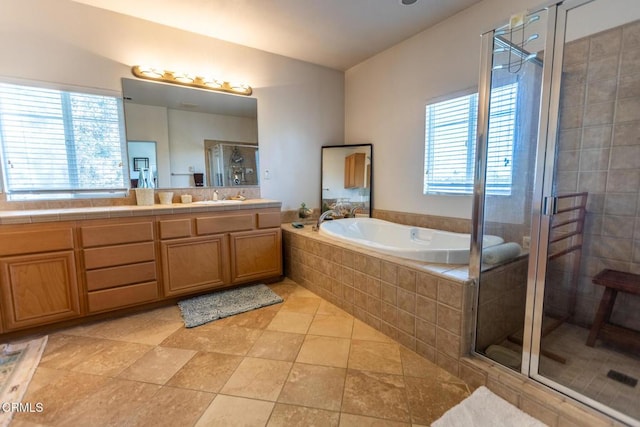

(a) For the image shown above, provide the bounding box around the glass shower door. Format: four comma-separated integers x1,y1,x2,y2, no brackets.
530,1,640,424
472,7,548,372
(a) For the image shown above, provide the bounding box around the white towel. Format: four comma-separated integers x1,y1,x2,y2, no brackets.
483,242,522,265
432,386,546,427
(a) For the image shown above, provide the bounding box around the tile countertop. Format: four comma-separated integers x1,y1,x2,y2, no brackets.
0,199,282,225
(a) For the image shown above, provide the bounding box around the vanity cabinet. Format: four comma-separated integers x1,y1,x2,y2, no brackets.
159,209,282,296
0,224,81,331
344,152,367,189
159,215,229,296
0,203,282,335
230,212,282,283
80,218,159,313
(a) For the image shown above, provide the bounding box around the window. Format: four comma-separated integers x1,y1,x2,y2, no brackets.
424,83,518,195
0,81,127,199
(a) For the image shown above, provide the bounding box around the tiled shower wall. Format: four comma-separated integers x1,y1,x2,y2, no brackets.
553,20,640,330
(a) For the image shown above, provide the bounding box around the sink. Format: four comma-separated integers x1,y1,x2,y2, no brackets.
192,200,244,205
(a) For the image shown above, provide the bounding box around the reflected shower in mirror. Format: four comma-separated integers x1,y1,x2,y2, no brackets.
122,78,258,189
321,144,372,217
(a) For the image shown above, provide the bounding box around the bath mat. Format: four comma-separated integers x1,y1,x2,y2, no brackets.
432,386,546,427
178,284,283,328
0,335,48,427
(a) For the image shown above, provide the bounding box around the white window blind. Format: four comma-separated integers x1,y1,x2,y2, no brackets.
424,83,518,195
0,82,127,198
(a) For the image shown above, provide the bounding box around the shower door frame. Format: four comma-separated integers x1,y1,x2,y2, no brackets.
472,0,639,425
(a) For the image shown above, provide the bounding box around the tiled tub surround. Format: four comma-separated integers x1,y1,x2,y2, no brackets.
554,20,640,331
283,225,473,375
283,225,620,426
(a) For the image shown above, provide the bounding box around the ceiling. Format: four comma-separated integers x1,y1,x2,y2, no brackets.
71,0,482,70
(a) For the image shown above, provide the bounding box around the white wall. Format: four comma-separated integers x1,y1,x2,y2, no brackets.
345,0,543,219
0,0,344,210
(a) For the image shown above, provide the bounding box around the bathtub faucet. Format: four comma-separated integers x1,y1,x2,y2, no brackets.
314,209,339,231
349,206,364,217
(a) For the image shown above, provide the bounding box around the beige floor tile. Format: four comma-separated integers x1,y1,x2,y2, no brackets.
348,340,403,375
339,413,411,426
268,403,340,427
342,370,410,422
317,300,352,317
16,371,111,425
63,314,183,346
38,335,108,371
56,378,161,426
296,335,351,368
399,347,458,382
220,357,292,401
70,340,153,377
162,324,262,355
128,386,215,427
404,376,468,425
267,281,299,301
278,363,346,411
195,394,274,427
290,286,323,299
280,296,322,314
213,306,279,329
247,330,305,361
166,351,243,392
25,367,67,394
308,314,354,338
118,346,196,384
267,311,314,334
352,319,394,343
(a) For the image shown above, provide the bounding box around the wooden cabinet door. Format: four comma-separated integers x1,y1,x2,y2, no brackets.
344,152,366,189
161,235,228,297
230,229,282,284
0,251,81,331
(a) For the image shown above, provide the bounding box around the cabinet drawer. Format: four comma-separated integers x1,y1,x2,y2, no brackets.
81,221,154,247
86,261,157,291
159,218,192,239
0,228,74,256
87,281,158,313
84,242,156,270
196,214,254,235
257,212,281,229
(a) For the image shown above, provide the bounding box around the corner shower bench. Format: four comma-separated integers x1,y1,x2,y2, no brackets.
586,269,640,353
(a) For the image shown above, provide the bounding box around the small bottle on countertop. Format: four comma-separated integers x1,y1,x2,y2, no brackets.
213,190,219,201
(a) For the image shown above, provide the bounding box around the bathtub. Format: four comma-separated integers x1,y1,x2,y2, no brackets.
319,217,503,264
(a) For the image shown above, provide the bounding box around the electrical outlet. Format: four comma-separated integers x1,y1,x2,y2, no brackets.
188,166,194,173
522,236,531,250
264,169,270,180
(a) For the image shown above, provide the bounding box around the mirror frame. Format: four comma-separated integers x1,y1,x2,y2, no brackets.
320,143,373,217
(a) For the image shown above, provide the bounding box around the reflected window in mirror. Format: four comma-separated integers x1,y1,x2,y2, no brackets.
128,141,157,188
321,144,372,218
122,78,258,189
0,80,127,200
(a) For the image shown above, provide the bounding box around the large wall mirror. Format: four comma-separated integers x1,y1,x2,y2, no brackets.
321,144,372,217
122,78,258,189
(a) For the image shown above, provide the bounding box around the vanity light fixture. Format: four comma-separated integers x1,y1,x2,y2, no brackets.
131,65,252,96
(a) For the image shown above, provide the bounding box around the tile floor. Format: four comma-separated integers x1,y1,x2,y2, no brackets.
12,278,471,427
539,322,640,420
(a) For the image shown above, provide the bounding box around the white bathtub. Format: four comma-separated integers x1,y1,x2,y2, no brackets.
319,218,503,264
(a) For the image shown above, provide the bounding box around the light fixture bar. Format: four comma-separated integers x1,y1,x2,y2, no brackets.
131,65,252,96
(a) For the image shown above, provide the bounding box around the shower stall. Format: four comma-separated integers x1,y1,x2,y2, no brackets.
205,141,259,187
471,1,640,425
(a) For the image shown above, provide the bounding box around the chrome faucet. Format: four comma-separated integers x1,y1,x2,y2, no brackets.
350,206,364,217
314,209,339,231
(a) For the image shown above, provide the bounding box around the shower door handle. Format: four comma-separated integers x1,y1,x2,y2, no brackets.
543,196,558,216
